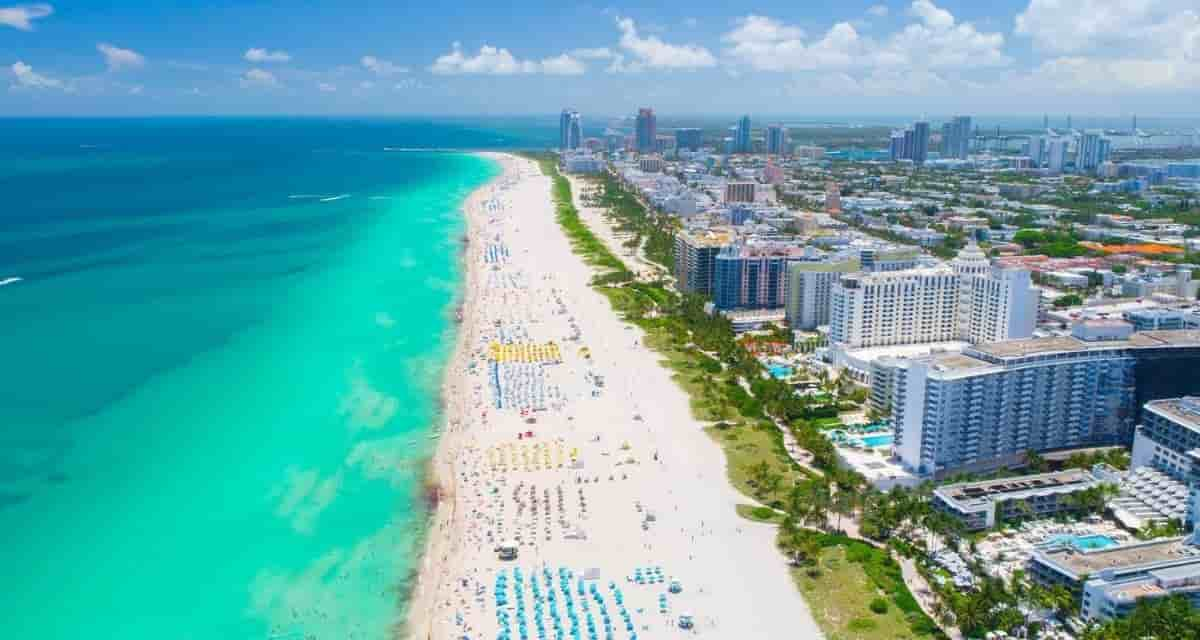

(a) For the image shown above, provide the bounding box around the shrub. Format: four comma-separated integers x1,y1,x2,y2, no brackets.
847,617,878,632
869,597,889,614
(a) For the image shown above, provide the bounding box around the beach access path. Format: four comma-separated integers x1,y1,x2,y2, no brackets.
406,153,823,640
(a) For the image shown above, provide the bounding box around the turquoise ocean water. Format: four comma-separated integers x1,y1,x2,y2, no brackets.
0,118,558,639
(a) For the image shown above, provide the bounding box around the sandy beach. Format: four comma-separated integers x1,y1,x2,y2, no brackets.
405,152,822,640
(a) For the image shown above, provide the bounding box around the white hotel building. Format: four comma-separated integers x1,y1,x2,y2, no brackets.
829,243,1038,349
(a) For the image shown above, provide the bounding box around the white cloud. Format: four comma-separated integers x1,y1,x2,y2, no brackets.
539,54,587,75
318,82,336,93
240,68,280,89
9,60,65,90
0,3,51,30
429,42,585,75
358,80,374,89
571,47,615,60
908,0,953,29
360,55,408,76
244,48,291,63
611,16,716,71
722,2,1009,72
97,43,145,72
1029,55,1200,91
867,4,889,18
1015,0,1200,91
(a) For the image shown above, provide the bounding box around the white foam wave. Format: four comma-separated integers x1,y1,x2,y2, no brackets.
287,194,324,200
319,194,351,202
0,277,22,287
367,196,392,201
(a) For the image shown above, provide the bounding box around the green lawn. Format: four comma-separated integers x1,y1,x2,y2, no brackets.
706,421,809,510
736,504,787,524
793,545,936,640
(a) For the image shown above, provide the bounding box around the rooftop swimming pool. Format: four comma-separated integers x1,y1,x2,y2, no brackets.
1045,534,1117,551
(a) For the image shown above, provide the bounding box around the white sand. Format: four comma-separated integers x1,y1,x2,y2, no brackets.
406,153,822,640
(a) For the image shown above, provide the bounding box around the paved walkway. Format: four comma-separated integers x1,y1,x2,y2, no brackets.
899,554,964,640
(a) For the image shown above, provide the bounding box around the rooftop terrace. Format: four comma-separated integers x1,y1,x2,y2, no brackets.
937,469,1100,510
1040,536,1200,578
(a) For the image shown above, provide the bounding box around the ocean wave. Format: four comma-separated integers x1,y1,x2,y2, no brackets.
0,277,22,287
287,194,326,200
367,196,392,201
319,194,351,202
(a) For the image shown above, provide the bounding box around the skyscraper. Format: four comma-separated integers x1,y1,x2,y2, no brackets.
559,109,582,151
765,123,788,155
889,130,907,161
1028,136,1047,168
1077,131,1109,173
889,120,929,163
734,115,752,154
912,121,930,164
675,128,702,152
1047,138,1069,172
941,116,971,159
635,108,656,153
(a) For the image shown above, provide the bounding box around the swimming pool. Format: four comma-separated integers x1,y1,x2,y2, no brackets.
1046,534,1117,551
768,365,793,379
859,434,894,448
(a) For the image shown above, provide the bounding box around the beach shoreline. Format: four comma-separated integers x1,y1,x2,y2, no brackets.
403,151,508,640
404,152,821,640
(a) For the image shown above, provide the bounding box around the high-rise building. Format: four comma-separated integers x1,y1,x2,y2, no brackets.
1078,131,1110,173
559,109,582,151
1047,138,1069,172
1027,136,1047,168
714,244,800,310
635,108,656,153
734,115,752,154
829,244,1037,349
765,123,788,155
941,116,971,159
1131,396,1200,481
675,127,702,152
912,121,930,164
674,229,731,297
878,330,1200,477
889,131,908,161
889,121,930,163
786,259,859,330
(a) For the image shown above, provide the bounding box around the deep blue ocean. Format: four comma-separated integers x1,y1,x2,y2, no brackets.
0,118,559,639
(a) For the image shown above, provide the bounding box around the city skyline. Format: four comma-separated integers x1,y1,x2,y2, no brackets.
2,1,1199,116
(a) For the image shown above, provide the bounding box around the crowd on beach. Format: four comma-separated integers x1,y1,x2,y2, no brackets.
409,155,821,640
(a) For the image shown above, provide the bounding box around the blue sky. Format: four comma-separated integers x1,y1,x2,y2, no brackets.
2,0,1198,116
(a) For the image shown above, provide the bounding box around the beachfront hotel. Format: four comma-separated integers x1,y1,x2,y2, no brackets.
1132,397,1200,480
931,469,1108,531
713,242,809,311
1030,533,1200,621
674,228,733,297
877,330,1200,478
828,244,1038,349
785,248,920,330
